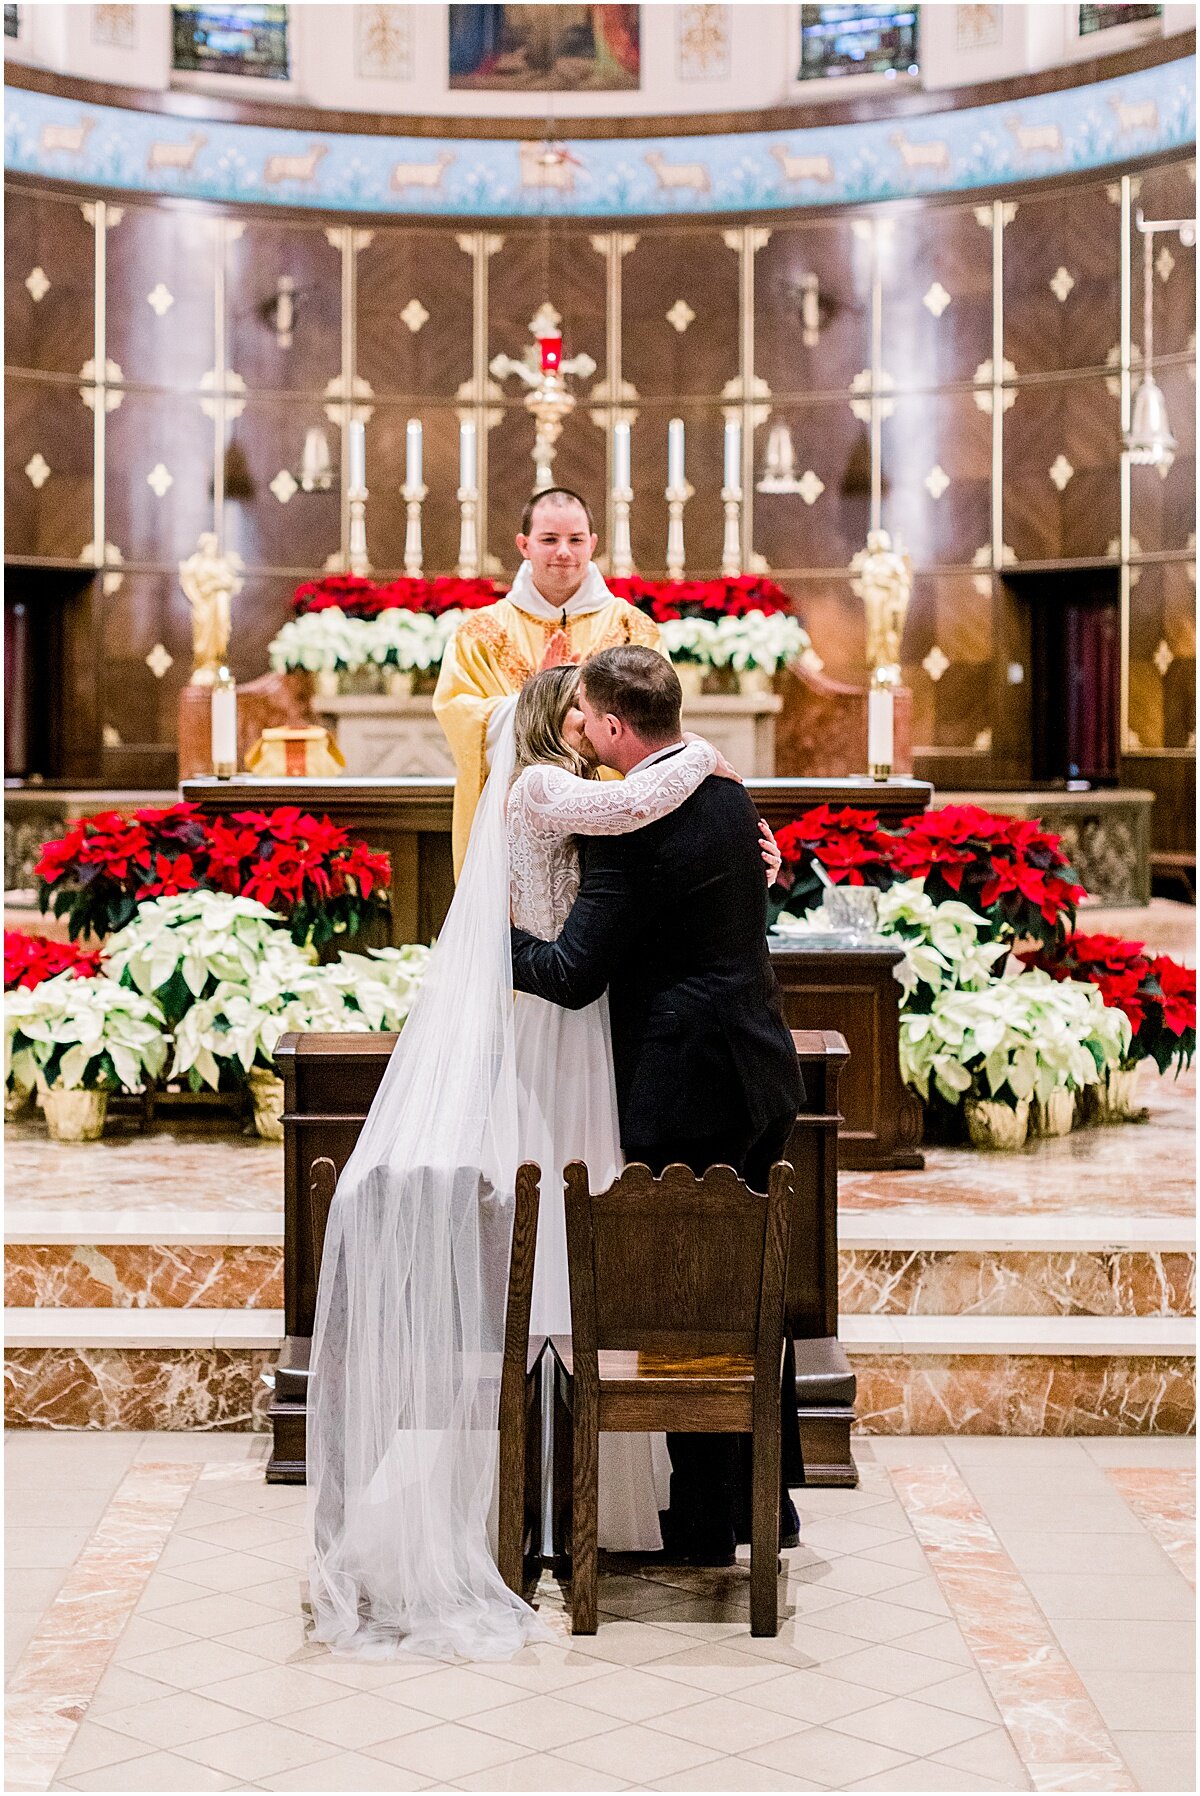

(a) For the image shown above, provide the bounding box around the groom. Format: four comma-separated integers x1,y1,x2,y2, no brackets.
510,645,805,1564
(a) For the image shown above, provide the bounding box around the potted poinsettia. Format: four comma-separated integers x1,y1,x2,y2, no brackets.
103,892,296,1029
170,950,367,1138
4,973,168,1140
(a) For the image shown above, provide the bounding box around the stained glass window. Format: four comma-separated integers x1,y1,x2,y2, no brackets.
4,5,20,38
798,4,919,79
1078,4,1162,33
171,5,290,79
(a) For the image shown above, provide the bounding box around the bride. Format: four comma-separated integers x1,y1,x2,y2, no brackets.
306,661,770,1661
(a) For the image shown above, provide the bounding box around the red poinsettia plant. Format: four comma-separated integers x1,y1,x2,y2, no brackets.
773,802,1086,948
607,574,796,624
293,575,501,619
1020,933,1196,1073
34,803,391,949
4,930,104,991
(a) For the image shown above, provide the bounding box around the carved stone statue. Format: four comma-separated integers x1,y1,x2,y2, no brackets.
179,532,244,686
850,529,913,675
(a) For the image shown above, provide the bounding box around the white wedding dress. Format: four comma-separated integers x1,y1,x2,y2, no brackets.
306,720,714,1663
507,742,717,1550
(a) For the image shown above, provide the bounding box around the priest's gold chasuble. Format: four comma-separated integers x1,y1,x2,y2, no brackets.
433,596,665,874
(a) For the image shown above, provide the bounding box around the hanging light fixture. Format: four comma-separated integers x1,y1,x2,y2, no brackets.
1125,209,1195,472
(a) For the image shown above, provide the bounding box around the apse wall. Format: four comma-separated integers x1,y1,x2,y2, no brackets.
3,39,1195,858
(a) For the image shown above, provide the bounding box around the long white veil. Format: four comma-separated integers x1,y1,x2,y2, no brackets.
307,716,551,1660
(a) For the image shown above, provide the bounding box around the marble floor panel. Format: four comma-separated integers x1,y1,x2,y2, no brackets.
4,1434,1194,1794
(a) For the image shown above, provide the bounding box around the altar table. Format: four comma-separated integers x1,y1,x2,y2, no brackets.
180,774,932,947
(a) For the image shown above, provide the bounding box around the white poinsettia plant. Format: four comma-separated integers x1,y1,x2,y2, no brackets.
662,610,810,673
5,972,168,1097
900,968,1131,1110
321,944,433,1030
874,879,1010,1002
268,607,462,676
104,894,297,1026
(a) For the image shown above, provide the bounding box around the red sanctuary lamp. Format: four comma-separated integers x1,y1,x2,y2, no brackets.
539,334,563,374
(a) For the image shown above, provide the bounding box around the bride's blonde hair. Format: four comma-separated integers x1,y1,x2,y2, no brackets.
512,665,591,781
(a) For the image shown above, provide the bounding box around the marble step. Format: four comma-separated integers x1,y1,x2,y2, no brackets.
4,1309,1194,1434
7,1210,1194,1317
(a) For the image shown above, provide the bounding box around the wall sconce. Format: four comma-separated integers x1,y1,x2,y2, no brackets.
300,426,333,492
1125,209,1195,473
262,274,297,349
756,419,806,494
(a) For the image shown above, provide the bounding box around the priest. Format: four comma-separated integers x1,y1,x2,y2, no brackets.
433,487,665,873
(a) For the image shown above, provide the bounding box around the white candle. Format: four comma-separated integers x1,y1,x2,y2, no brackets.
211,674,237,773
613,420,631,492
406,418,423,488
668,417,685,489
459,419,477,490
868,685,894,771
347,419,365,493
724,418,742,492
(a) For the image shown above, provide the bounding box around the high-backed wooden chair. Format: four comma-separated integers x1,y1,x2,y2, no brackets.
496,1162,546,1598
551,1158,794,1637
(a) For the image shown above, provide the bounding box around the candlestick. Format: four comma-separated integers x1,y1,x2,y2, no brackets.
723,418,741,493
611,421,633,579
405,418,423,488
211,666,237,779
868,667,895,781
459,419,477,491
401,482,427,577
613,419,631,492
720,488,742,578
347,419,365,494
668,417,685,490
665,480,694,582
348,488,371,576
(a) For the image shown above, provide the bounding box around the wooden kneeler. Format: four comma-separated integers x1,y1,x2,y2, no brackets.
551,1158,794,1638
496,1162,547,1599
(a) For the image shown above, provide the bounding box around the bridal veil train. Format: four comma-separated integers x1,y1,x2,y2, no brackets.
306,718,551,1660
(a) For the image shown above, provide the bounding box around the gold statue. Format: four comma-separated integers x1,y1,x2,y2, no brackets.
179,532,244,686
850,528,912,675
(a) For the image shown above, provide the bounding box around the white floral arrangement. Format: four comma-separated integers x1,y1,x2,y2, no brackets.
900,970,1131,1110
661,610,810,674
268,607,462,676
874,880,1010,1002
170,957,371,1091
320,944,433,1030
5,973,168,1097
104,894,296,1013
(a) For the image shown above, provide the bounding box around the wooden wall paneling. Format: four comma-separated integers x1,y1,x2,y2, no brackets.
1127,560,1197,751
488,229,608,391
880,390,992,567
755,218,871,398
4,374,94,561
103,203,216,390
751,400,872,574
1121,750,1195,856
356,229,475,400
1002,376,1122,561
368,404,471,577
627,400,725,575
220,398,343,573
3,186,95,377
104,389,216,567
991,575,1034,784
1003,182,1121,376
226,219,342,395
1129,362,1196,554
621,228,739,400
1136,158,1197,363
98,568,191,756
230,573,305,694
789,577,868,689
910,573,995,751
881,203,992,391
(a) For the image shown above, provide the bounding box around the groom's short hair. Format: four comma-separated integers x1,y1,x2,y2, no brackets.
582,646,682,742
521,487,594,535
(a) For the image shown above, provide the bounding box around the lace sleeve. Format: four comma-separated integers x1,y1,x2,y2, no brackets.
514,742,718,839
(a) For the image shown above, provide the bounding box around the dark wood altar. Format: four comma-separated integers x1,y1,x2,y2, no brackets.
180,774,932,946
267,1028,856,1489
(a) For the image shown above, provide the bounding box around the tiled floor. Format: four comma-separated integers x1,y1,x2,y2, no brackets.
5,1432,1194,1794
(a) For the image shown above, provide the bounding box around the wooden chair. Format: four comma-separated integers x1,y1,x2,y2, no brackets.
496,1162,547,1599
550,1158,794,1638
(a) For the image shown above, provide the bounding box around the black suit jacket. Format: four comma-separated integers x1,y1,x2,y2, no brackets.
510,766,804,1148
